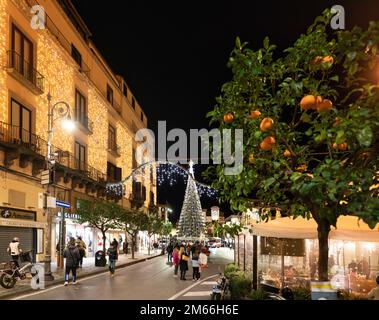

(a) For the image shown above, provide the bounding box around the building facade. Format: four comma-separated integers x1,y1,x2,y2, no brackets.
0,0,156,263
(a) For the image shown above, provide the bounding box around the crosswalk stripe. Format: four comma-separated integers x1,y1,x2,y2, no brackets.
183,291,212,297
200,281,217,285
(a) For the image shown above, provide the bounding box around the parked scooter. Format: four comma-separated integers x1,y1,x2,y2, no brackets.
0,250,38,289
211,273,229,300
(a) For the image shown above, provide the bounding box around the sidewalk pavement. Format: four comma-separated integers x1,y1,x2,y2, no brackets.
0,251,163,300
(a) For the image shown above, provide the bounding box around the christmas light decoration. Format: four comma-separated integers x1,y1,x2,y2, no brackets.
177,162,206,238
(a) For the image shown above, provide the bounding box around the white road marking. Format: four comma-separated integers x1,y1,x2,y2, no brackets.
168,274,218,300
11,271,112,300
201,281,217,285
183,291,212,297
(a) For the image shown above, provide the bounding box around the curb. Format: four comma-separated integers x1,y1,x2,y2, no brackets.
0,253,163,300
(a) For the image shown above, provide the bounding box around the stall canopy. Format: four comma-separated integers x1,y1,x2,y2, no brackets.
252,216,379,242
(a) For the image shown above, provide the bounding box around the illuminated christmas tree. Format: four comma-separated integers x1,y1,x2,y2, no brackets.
177,161,206,238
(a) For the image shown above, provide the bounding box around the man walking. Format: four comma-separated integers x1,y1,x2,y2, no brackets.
166,242,173,263
107,242,118,277
63,238,80,286
76,236,86,268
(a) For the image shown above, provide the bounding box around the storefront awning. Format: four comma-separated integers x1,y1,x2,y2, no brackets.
252,216,379,242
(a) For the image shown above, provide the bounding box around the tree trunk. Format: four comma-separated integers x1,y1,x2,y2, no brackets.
131,234,136,259
317,218,331,281
148,235,151,255
102,231,107,254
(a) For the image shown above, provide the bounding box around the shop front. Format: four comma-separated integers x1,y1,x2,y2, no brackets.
53,211,96,261
0,207,46,263
95,230,128,252
249,216,379,297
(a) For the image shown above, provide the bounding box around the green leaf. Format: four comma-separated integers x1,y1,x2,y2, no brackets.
263,177,276,189
236,37,241,50
329,75,339,82
357,127,373,147
263,36,269,50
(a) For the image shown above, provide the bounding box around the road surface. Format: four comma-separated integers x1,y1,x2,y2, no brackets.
13,248,234,300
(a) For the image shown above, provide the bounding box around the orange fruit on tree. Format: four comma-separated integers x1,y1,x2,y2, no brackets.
260,136,276,151
332,143,338,150
311,56,324,65
300,95,322,110
322,56,334,64
249,110,261,120
223,113,234,123
248,153,255,163
259,117,274,132
317,99,333,113
283,149,291,158
338,143,348,151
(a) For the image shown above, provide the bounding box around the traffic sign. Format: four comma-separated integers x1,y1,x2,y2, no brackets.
56,200,71,209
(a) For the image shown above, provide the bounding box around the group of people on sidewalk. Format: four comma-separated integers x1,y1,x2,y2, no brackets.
63,237,119,286
167,241,208,281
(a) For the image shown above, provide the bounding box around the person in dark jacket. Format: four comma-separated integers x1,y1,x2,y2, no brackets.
179,246,189,280
123,241,128,255
107,243,119,277
166,243,173,263
63,238,81,286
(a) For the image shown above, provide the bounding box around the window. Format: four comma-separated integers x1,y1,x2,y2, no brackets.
141,112,144,122
107,85,114,105
11,99,31,144
132,97,136,109
74,141,86,171
75,90,87,127
107,162,122,182
71,44,82,67
123,84,128,98
108,124,116,151
11,24,33,82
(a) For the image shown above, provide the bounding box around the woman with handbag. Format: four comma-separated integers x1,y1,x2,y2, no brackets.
179,246,189,280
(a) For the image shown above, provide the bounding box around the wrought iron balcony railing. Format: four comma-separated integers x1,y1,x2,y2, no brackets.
0,121,106,183
6,50,45,93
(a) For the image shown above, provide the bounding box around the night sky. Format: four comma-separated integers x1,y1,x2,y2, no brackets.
72,0,379,222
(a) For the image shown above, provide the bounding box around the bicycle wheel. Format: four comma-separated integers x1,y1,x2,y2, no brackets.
0,273,17,289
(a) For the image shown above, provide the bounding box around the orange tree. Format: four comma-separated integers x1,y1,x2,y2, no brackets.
204,11,379,281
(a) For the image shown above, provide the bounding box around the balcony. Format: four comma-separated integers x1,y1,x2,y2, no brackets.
107,141,121,158
73,109,93,135
6,50,45,94
0,121,106,187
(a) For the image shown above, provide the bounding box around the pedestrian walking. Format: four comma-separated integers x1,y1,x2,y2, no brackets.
172,245,180,277
112,238,119,250
107,243,118,277
199,248,208,278
76,236,86,268
179,246,189,280
63,237,80,286
123,241,128,254
7,237,22,268
166,242,173,263
191,252,200,281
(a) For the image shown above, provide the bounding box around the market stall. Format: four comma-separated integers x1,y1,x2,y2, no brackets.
251,216,379,295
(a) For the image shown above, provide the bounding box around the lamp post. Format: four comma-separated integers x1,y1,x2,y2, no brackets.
44,91,75,281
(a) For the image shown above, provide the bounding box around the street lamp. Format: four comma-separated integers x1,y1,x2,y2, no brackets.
44,92,75,281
